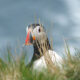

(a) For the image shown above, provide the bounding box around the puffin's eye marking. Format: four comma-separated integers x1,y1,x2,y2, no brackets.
38,28,41,32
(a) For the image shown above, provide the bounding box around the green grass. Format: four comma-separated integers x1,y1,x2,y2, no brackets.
0,44,80,80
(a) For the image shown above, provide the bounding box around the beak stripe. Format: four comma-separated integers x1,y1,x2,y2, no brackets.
25,31,30,44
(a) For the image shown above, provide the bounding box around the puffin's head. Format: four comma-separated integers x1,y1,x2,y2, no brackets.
25,24,47,45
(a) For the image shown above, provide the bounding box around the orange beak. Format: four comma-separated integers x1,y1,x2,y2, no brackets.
25,31,36,45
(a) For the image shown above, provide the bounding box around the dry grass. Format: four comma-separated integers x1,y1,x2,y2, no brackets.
0,41,80,80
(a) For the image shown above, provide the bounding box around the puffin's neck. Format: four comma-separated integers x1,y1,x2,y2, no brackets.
27,38,52,67
32,38,52,60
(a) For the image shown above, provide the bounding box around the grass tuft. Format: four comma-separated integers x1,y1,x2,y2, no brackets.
0,43,80,80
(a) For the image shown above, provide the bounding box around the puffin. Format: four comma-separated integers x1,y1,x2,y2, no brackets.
25,24,63,71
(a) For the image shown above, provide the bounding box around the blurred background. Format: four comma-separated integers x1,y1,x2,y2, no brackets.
0,0,80,60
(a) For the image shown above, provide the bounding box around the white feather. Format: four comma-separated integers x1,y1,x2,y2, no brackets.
33,50,63,71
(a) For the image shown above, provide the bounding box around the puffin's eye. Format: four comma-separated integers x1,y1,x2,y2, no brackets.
38,28,41,32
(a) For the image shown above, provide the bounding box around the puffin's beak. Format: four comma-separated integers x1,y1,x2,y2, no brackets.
25,31,36,45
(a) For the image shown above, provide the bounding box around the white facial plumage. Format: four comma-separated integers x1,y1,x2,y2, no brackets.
32,26,47,41
32,26,40,36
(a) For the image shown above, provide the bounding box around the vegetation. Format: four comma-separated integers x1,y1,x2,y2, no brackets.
0,43,80,80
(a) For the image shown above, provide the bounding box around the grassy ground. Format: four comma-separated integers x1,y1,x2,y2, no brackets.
0,44,80,80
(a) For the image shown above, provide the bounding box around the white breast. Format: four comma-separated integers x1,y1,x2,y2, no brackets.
32,50,63,71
